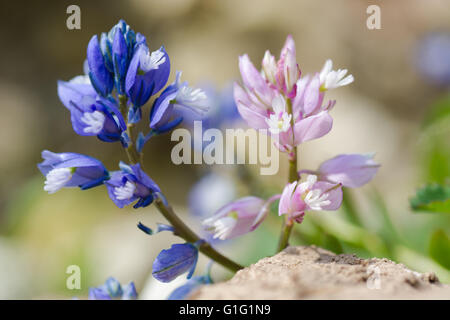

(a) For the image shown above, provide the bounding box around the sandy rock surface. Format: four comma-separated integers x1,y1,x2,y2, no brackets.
191,246,450,299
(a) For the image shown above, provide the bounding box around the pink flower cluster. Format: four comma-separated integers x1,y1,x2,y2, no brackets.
234,35,353,153
203,36,379,241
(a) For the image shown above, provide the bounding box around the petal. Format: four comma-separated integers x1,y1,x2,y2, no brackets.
302,74,321,115
319,154,380,188
87,35,113,96
150,87,178,129
234,83,269,130
280,35,296,60
152,243,199,283
130,163,161,193
238,55,273,105
293,111,333,145
312,181,343,211
57,80,97,110
278,181,297,216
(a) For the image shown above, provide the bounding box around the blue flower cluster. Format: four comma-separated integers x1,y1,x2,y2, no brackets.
39,20,212,299
89,277,137,300
40,20,208,209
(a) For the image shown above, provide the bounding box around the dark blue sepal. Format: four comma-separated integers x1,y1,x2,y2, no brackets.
133,194,154,208
137,222,153,235
79,174,109,190
154,116,183,134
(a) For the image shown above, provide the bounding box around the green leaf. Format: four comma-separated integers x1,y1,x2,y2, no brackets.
410,184,450,214
429,230,450,270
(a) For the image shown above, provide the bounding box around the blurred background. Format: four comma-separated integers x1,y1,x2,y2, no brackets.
0,0,449,299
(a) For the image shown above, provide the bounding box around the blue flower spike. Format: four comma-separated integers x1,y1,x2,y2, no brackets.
88,277,138,300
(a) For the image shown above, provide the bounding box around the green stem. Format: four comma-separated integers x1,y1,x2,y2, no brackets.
276,97,298,252
118,96,243,273
119,94,140,165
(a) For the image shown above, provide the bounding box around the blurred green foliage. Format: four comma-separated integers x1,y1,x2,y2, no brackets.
429,230,450,270
410,183,450,214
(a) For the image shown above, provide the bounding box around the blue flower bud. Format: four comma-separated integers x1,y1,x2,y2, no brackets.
104,277,123,298
88,287,111,300
152,243,199,283
112,30,129,94
122,282,138,300
88,277,138,300
87,35,114,97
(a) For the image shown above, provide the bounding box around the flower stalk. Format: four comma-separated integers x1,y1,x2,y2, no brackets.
276,98,297,252
119,103,243,273
119,94,140,165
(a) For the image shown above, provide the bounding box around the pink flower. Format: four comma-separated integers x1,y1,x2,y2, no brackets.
202,195,280,240
316,154,380,188
234,35,344,152
279,175,343,223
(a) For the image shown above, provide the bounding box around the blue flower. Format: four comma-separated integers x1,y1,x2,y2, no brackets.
37,150,109,193
105,162,160,209
125,43,171,107
167,275,211,300
135,72,210,152
150,71,210,129
57,78,127,144
415,32,450,87
148,79,182,133
88,277,138,300
152,243,199,283
177,83,240,130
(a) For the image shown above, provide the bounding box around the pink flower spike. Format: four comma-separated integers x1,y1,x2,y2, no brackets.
318,154,380,188
202,196,266,240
